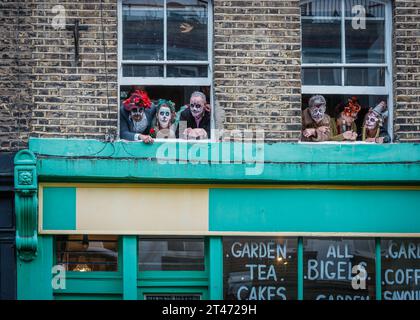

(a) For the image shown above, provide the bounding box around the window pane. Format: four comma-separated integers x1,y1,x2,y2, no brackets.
123,0,164,60
345,20,385,63
381,239,420,300
302,19,342,63
167,0,208,61
301,0,341,17
302,68,341,85
122,64,164,77
303,238,376,300
345,0,385,18
139,238,205,271
56,235,118,272
167,65,208,77
223,237,298,300
345,67,385,86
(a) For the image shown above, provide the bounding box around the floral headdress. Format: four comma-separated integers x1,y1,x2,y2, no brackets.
343,96,361,118
122,90,152,111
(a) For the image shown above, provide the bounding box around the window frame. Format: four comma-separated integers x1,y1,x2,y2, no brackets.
300,0,394,141
117,1,215,143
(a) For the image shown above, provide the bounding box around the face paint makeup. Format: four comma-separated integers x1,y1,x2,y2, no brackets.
309,103,326,123
365,113,379,130
190,103,204,120
130,107,144,122
158,105,171,129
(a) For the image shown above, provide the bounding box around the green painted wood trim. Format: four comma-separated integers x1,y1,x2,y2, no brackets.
18,235,53,300
53,278,123,295
138,280,209,287
210,189,420,233
43,187,76,230
298,237,303,300
139,271,208,280
209,237,223,300
28,138,420,183
376,238,382,301
28,137,420,163
122,236,137,300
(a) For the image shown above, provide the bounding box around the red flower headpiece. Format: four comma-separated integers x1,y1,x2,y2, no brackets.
343,96,361,118
123,90,152,111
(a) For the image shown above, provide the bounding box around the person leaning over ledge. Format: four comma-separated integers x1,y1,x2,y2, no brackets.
120,89,156,144
301,95,334,142
176,91,211,140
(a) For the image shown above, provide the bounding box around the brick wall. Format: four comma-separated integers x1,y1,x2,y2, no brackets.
0,0,34,151
0,0,118,152
213,0,302,142
1,0,420,151
393,0,420,142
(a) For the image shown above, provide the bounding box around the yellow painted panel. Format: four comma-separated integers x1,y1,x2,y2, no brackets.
76,186,208,233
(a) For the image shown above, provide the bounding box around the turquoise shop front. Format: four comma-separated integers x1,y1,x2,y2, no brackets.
14,138,420,300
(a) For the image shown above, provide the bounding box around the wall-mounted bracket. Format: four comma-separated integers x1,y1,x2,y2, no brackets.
14,150,38,261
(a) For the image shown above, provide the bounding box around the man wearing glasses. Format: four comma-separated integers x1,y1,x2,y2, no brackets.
177,91,211,140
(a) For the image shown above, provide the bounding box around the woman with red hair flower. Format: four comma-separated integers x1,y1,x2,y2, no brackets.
120,89,156,143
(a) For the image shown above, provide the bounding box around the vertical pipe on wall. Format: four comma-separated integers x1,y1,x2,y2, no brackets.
209,237,223,300
298,237,304,300
122,236,137,300
375,238,382,301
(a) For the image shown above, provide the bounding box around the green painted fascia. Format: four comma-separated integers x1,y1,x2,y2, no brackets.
29,137,420,184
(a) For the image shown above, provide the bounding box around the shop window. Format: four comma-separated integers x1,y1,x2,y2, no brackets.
300,0,392,142
223,237,298,300
303,238,376,300
118,0,213,141
55,235,119,272
138,238,205,271
381,238,420,300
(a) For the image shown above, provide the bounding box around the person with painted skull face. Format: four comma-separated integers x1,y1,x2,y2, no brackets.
302,95,334,142
120,89,156,143
330,96,361,141
362,100,390,143
150,99,177,139
176,91,211,140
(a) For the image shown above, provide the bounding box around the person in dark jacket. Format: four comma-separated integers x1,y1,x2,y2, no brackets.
176,91,211,140
119,89,156,143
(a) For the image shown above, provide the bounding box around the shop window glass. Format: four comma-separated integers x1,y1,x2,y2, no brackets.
303,238,376,300
56,235,118,272
223,237,298,300
381,239,420,300
138,238,205,271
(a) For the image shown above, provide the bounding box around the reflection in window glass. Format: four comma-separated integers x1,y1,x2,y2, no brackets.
122,64,164,77
302,19,341,63
138,238,205,271
56,235,118,272
381,239,420,300
302,68,341,86
223,237,298,300
123,0,164,60
167,65,208,78
345,67,385,86
167,0,208,61
301,0,341,17
345,0,385,18
345,20,385,63
303,238,376,300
